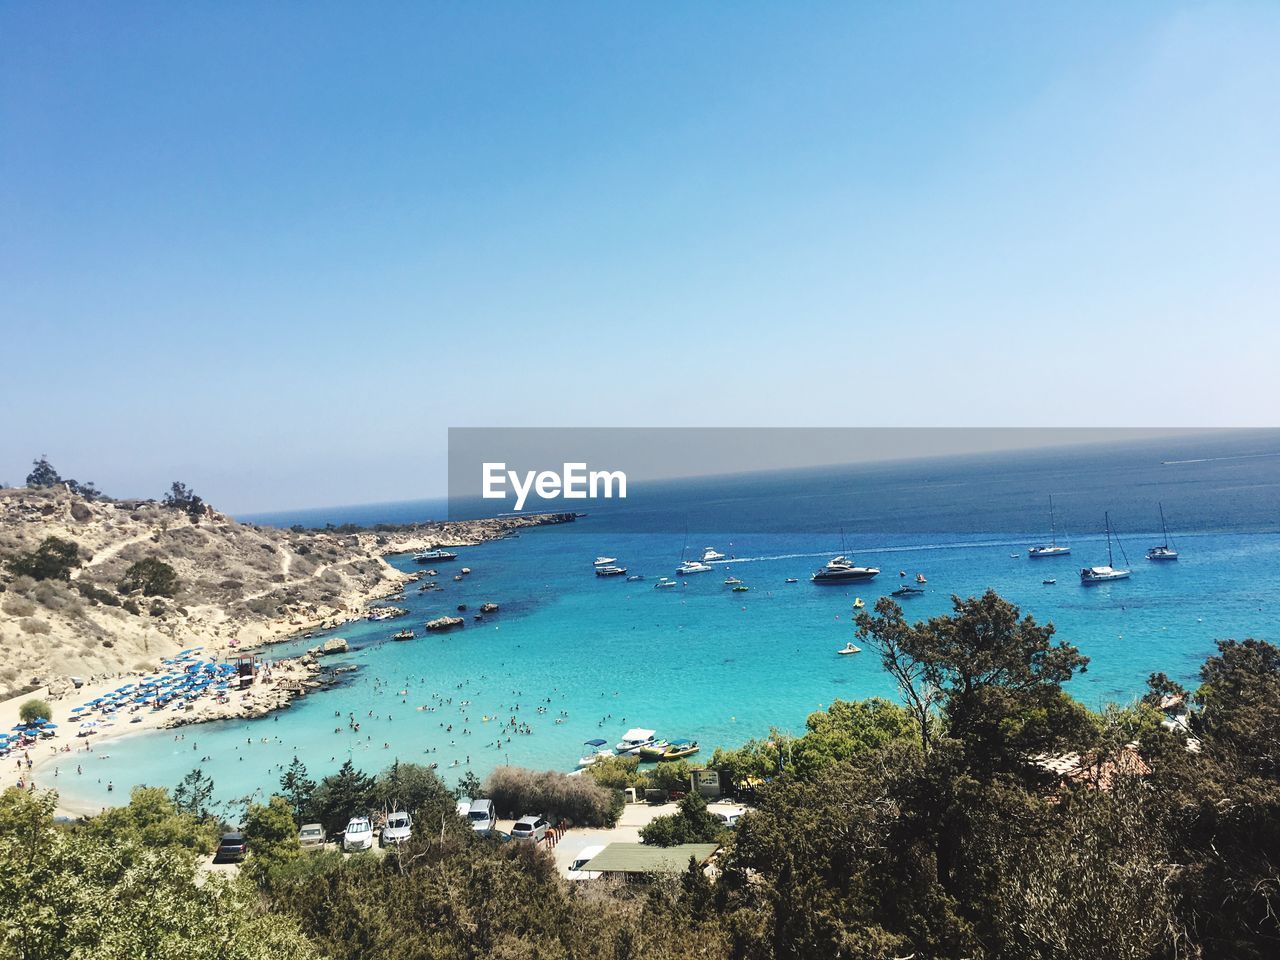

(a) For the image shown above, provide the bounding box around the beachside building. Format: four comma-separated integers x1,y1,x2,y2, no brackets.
580,842,719,880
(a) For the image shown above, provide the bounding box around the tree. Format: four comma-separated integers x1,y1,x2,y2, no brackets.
374,760,453,819
455,770,482,800
790,697,918,776
244,795,302,879
81,785,218,855
25,456,61,488
163,480,207,520
280,756,316,823
173,767,215,820
5,536,82,581
309,760,376,835
639,792,724,847
119,557,180,597
19,698,52,725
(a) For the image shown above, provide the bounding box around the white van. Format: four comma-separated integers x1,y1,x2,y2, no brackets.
468,798,496,835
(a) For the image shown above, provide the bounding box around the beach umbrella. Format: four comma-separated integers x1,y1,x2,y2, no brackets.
70,706,84,713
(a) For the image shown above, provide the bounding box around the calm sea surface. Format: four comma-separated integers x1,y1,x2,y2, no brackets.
57,433,1280,813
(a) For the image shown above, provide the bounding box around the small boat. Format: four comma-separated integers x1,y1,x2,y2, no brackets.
626,574,645,582
1146,503,1179,561
723,576,743,586
915,573,927,583
784,577,799,584
654,577,679,589
615,728,658,754
413,549,458,563
1010,554,1021,559
592,556,618,567
595,565,628,577
1042,578,1056,585
662,739,700,759
392,629,415,641
577,739,614,768
676,560,713,575
1080,512,1132,584
638,739,671,760
453,574,464,581
838,642,862,655
891,585,925,597
1028,495,1072,558
898,570,907,577
732,584,749,593
852,597,865,609
701,547,726,563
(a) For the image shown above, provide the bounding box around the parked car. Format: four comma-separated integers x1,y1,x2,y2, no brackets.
565,844,605,881
381,811,412,846
343,816,374,852
711,806,747,828
455,796,472,819
214,832,248,863
467,798,496,836
510,815,549,842
298,823,326,851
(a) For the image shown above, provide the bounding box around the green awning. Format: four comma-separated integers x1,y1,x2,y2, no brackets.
583,843,719,874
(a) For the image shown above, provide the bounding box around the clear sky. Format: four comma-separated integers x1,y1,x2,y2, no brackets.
2,2,1277,512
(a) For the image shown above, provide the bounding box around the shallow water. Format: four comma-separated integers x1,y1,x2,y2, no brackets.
52,524,1279,814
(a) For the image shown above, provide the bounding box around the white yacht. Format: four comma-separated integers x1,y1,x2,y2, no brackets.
1028,495,1071,558
811,556,880,583
654,577,679,589
1146,503,1179,561
701,547,726,563
592,556,617,567
1080,512,1132,584
615,728,658,754
676,560,713,575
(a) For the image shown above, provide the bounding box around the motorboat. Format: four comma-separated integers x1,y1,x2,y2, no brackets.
662,739,700,759
838,642,862,655
676,560,713,575
1146,503,1179,561
615,728,658,754
723,576,743,586
784,577,799,584
594,565,628,577
852,597,865,609
891,585,925,597
626,574,645,582
577,739,614,768
812,556,880,583
732,584,749,593
413,549,458,563
1080,512,1132,584
915,573,927,583
1042,578,1056,585
638,739,671,760
1028,495,1071,558
592,556,617,567
701,547,726,563
654,577,679,589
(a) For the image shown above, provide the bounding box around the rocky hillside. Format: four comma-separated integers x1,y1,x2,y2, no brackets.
0,486,576,699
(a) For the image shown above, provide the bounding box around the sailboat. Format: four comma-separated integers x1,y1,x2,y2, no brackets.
674,524,712,575
1080,512,1131,584
1028,495,1071,558
1146,503,1179,561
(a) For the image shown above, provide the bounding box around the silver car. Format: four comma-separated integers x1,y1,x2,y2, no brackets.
510,815,549,842
298,823,326,851
381,811,412,846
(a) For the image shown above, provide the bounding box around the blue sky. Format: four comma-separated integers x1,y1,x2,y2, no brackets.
2,2,1277,512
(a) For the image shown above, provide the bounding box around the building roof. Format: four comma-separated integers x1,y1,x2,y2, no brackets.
583,842,719,875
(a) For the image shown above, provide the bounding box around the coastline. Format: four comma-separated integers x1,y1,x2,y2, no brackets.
0,510,577,816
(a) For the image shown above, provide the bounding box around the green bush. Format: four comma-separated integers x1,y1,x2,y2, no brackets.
119,557,180,597
4,537,82,581
19,698,51,724
484,766,621,827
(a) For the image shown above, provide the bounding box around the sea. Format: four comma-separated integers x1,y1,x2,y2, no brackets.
53,431,1280,815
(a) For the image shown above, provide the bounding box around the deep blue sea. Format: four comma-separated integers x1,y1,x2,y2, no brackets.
57,432,1280,814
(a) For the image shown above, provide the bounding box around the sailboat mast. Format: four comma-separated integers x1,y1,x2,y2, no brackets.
1105,512,1114,567
1159,502,1171,548
1049,495,1057,547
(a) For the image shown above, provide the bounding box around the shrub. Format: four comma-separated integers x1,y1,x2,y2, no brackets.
483,766,621,827
18,618,50,635
5,537,82,581
19,698,52,724
1,596,36,618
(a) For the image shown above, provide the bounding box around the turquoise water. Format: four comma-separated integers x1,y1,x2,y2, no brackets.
53,524,1280,814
